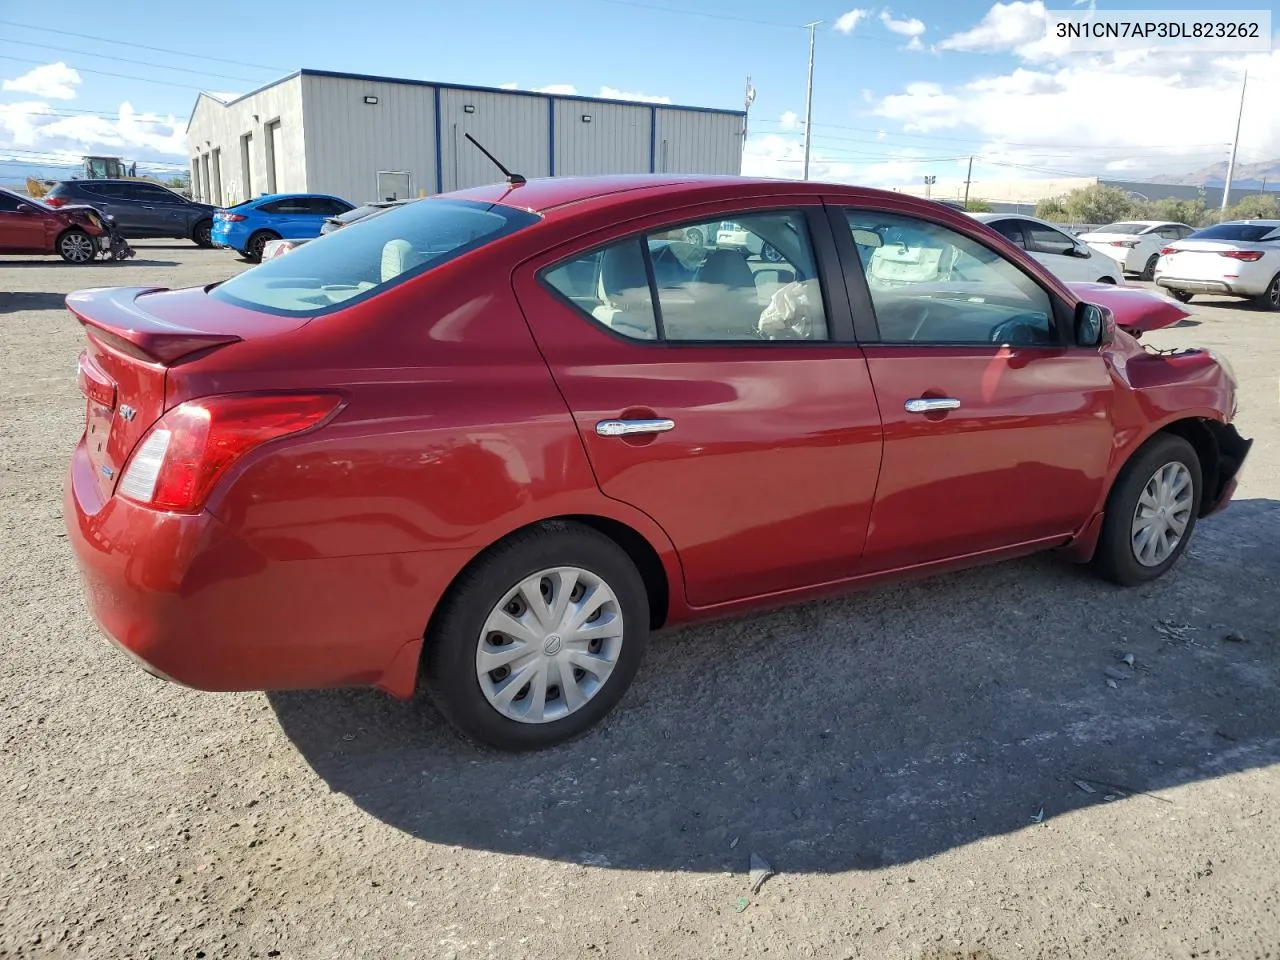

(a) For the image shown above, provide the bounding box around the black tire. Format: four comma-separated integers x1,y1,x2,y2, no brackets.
1096,276,1117,284
1092,433,1202,587
423,521,650,752
1140,254,1158,281
192,219,214,248
243,230,278,263
57,228,96,264
1253,272,1280,311
1171,290,1194,304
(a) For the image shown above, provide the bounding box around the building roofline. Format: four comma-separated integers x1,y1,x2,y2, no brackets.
186,68,745,125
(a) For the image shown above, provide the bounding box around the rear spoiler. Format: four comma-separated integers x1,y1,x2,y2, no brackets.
65,287,242,364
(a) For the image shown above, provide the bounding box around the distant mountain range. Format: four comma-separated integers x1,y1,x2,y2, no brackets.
1146,158,1280,189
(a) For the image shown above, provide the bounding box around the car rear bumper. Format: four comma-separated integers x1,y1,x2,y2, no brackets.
210,223,248,250
63,440,458,699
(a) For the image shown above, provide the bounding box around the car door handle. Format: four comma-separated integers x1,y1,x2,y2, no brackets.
904,398,961,413
596,418,675,438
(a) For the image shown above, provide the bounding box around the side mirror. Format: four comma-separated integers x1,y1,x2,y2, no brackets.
1070,242,1091,258
15,203,35,214
1075,302,1114,347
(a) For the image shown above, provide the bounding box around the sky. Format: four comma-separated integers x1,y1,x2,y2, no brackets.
1,0,1278,193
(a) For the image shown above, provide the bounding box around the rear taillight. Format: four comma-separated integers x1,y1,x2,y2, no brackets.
1159,246,1177,255
44,196,68,207
1109,240,1139,248
1219,250,1264,261
117,392,344,512
217,212,246,222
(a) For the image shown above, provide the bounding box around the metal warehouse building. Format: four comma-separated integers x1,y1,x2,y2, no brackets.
186,69,746,207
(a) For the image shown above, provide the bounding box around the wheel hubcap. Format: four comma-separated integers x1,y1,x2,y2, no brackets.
63,235,92,262
476,567,624,724
1131,461,1193,567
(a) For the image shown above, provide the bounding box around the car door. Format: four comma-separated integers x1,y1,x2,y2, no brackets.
76,182,133,231
1022,220,1099,282
137,183,193,236
832,204,1115,571
0,191,47,251
513,202,884,608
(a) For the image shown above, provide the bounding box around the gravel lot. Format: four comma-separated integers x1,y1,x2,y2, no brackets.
2,241,1277,960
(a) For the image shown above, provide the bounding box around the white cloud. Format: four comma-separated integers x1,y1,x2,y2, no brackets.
0,100,188,159
871,44,1280,179
498,82,518,90
206,91,242,103
834,8,869,33
742,131,963,187
936,1,1048,54
880,9,926,49
779,110,800,130
2,62,81,100
597,86,672,103
535,83,579,95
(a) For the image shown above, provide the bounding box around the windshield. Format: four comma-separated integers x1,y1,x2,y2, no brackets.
209,198,540,316
1188,224,1280,243
1097,222,1149,234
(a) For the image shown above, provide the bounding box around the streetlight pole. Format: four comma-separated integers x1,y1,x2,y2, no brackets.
742,75,756,169
802,21,821,180
1221,70,1247,213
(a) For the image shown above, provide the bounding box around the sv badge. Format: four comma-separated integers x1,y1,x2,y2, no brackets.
119,404,137,422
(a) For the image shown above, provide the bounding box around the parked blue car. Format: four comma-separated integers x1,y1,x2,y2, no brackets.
211,193,355,261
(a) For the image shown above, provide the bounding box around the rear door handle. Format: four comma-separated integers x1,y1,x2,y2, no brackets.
904,397,961,413
596,418,675,438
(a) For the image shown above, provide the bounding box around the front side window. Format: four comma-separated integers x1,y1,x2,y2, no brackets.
541,210,829,343
1025,222,1077,256
845,210,1056,346
209,198,540,316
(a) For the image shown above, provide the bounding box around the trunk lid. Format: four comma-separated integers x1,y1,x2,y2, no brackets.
1160,240,1269,279
1066,281,1190,335
66,285,308,501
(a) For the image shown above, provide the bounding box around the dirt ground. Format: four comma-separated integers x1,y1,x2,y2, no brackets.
1,241,1277,960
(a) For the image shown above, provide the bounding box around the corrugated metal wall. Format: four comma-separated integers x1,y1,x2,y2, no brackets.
652,109,742,175
551,100,652,176
300,75,438,205
438,89,552,192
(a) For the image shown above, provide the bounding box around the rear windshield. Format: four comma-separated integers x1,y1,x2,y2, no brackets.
209,198,541,316
1188,224,1280,242
1097,222,1149,233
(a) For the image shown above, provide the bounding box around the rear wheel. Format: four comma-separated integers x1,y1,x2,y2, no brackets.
192,219,213,248
1092,433,1202,586
57,229,96,264
1096,275,1117,284
423,522,650,751
1140,254,1158,281
243,230,278,262
1253,272,1280,311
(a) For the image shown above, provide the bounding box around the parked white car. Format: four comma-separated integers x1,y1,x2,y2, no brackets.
1078,220,1195,280
970,213,1126,285
715,222,783,261
1154,219,1280,309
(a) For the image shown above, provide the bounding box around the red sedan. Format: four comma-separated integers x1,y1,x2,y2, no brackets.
63,176,1251,751
0,188,109,263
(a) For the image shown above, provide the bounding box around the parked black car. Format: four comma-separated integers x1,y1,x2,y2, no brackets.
44,180,217,246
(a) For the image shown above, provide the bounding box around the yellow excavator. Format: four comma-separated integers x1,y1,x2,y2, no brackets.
25,155,141,198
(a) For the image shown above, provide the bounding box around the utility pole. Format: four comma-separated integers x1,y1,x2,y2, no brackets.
1221,70,1247,213
923,174,936,200
963,156,974,209
742,75,756,166
802,21,821,180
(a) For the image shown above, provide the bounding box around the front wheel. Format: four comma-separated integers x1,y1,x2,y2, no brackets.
57,229,97,264
192,219,213,248
423,522,650,751
1092,433,1202,586
1253,272,1280,311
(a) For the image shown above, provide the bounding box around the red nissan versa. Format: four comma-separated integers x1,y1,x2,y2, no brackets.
63,175,1251,751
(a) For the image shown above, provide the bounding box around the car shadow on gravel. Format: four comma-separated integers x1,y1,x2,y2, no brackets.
0,292,73,313
271,498,1280,874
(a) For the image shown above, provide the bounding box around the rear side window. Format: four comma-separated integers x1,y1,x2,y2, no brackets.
209,198,540,316
78,182,124,199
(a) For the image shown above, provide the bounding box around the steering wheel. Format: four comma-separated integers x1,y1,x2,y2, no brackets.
988,315,1044,346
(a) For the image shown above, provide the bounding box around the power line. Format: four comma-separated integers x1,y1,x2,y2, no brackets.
0,54,211,92
0,19,284,73
0,38,265,85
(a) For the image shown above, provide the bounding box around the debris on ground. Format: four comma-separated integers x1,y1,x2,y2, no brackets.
734,897,750,913
1223,631,1247,643
1073,779,1097,794
749,853,775,894
729,836,739,850
1031,807,1046,823
1121,654,1135,667
1106,679,1119,689
1104,666,1130,681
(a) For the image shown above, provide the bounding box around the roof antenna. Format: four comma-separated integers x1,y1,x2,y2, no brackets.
464,133,526,186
